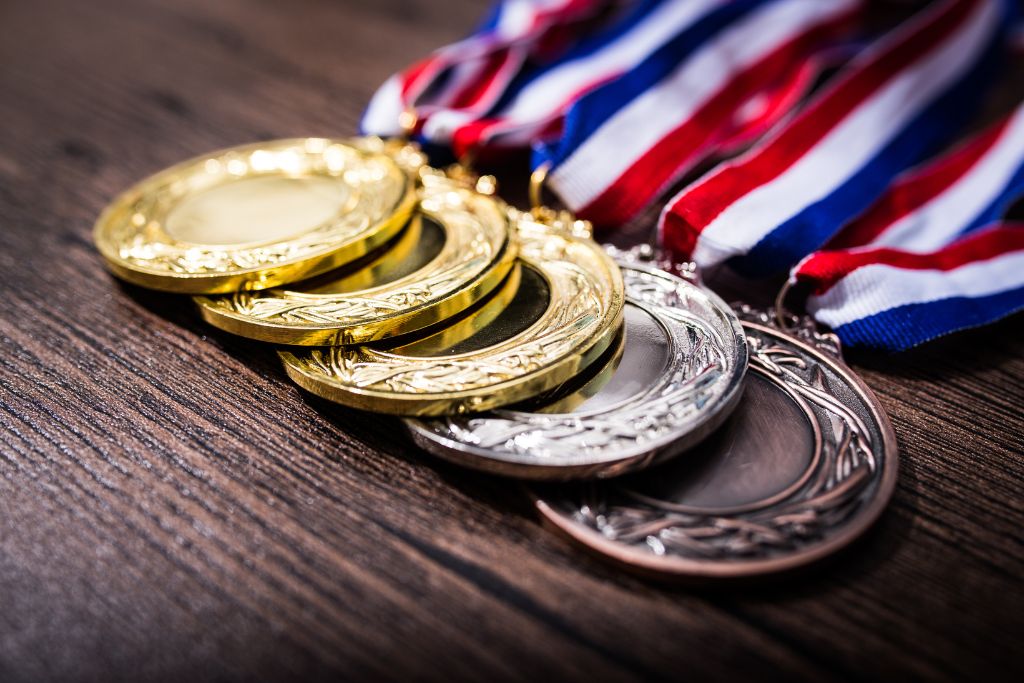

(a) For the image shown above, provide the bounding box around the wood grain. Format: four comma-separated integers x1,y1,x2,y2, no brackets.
0,1,1022,681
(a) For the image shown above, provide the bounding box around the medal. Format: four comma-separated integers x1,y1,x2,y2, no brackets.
194,167,516,345
405,258,747,478
531,303,898,580
94,137,417,293
370,0,1016,578
89,0,1024,583
279,210,625,415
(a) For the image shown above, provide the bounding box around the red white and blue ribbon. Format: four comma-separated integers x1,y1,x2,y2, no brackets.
794,224,1024,351
825,102,1024,253
659,0,1015,278
362,0,1024,351
532,0,864,227
361,0,608,140
431,0,751,156
791,103,1024,351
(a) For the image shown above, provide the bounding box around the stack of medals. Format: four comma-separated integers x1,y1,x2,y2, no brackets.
94,0,1024,579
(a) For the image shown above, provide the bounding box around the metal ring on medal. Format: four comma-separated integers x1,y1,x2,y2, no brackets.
279,212,625,416
533,308,899,580
93,137,418,294
405,263,749,479
195,169,516,345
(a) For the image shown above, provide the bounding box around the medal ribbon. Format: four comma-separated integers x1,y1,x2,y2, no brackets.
659,0,1016,278
791,103,1024,351
532,0,864,226
433,0,768,156
361,0,609,139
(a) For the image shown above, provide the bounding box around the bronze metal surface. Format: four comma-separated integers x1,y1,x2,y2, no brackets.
533,317,899,579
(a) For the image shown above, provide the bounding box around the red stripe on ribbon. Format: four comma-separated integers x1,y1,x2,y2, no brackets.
824,112,1014,249
795,222,1024,294
576,4,862,227
662,0,980,257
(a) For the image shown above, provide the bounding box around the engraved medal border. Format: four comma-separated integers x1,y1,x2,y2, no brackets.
404,263,749,479
280,211,625,416
93,137,418,294
195,168,516,345
534,307,899,580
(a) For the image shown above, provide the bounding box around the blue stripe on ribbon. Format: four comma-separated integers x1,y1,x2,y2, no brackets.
732,5,1014,278
475,1,506,34
487,0,674,116
833,282,1024,351
533,0,772,171
959,157,1024,237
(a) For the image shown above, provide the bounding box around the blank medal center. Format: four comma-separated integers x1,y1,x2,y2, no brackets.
165,176,351,245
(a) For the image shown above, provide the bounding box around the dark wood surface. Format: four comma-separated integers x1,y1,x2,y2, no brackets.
1,1,1022,681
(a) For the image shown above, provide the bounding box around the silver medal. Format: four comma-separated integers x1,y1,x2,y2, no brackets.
533,307,898,580
405,261,748,479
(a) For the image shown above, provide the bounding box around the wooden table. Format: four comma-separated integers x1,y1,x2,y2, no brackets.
1,1,1021,680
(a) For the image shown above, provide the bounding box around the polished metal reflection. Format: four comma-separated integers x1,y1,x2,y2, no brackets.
280,215,624,415
405,263,749,478
553,306,671,414
399,264,550,357
533,313,899,580
196,169,516,345
634,372,817,512
300,215,446,295
528,325,626,415
94,137,417,294
164,175,353,246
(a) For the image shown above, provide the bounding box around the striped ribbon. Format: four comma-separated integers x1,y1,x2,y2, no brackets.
791,103,1024,351
362,0,1023,351
660,0,1015,278
795,224,1024,351
431,0,730,157
361,0,609,140
534,0,863,226
364,0,857,181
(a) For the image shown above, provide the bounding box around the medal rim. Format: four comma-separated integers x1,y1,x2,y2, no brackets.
532,320,899,580
279,218,626,416
403,263,750,479
193,176,517,345
93,137,417,294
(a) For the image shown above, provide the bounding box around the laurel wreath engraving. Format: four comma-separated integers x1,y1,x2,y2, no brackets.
303,261,602,393
572,328,877,560
445,339,721,457
111,140,410,274
420,267,738,462
285,217,622,406
204,180,505,326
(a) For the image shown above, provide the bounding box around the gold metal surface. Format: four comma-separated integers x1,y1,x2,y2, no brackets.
195,170,516,345
93,137,421,294
531,326,626,414
279,210,626,415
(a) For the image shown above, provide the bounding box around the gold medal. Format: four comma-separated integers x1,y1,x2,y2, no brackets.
194,168,515,344
279,210,625,415
93,137,418,293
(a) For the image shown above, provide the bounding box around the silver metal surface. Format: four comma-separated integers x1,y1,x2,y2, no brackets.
532,309,899,580
405,263,749,479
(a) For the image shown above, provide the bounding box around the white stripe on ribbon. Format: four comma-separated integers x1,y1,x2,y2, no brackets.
873,104,1024,251
423,0,727,144
548,0,860,210
691,0,1000,268
362,0,581,138
808,248,1024,328
363,75,406,139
